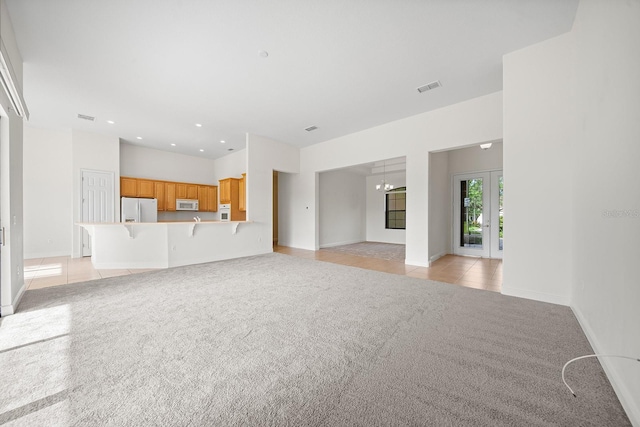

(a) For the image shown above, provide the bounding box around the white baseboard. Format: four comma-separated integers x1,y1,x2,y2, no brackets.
429,251,446,265
24,250,71,260
1,282,26,316
319,239,364,249
571,306,640,426
405,258,429,268
500,285,570,306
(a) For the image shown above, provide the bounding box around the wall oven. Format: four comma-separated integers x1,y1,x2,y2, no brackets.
219,204,231,222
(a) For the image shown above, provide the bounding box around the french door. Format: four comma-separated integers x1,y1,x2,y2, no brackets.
453,170,503,259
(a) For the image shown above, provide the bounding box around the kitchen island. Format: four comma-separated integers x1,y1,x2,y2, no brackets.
78,220,261,269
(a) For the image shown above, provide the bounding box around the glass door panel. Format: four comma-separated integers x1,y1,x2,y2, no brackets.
490,171,504,258
454,172,490,257
453,170,503,259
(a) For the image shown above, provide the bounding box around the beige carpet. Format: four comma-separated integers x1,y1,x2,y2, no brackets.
0,253,630,426
321,241,405,262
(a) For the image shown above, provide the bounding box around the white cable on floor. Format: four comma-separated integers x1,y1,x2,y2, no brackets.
562,354,640,397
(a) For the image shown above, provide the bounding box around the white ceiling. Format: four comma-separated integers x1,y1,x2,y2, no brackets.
6,0,579,160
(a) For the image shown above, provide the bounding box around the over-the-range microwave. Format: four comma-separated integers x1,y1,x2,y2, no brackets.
176,199,199,211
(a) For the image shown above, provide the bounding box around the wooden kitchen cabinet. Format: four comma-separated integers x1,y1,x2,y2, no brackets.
219,178,231,204
198,185,218,212
176,183,198,200
137,179,155,198
166,182,176,211
176,183,186,199
120,177,138,197
155,182,166,211
186,184,198,199
120,176,216,212
239,173,246,212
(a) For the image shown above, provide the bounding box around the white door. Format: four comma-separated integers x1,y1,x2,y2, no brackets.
453,170,503,259
82,170,114,256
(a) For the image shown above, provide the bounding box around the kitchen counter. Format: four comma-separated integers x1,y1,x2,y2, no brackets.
77,220,259,269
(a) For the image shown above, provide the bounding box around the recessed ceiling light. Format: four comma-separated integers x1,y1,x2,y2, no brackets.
259,50,269,58
171,143,176,146
228,148,234,151
199,149,204,152
107,120,115,124
195,123,202,127
220,140,226,144
136,136,143,140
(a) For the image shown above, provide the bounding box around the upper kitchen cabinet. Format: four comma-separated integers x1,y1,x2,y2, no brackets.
137,179,155,198
219,178,231,204
176,183,199,200
120,177,138,197
198,185,218,212
120,177,155,198
166,182,176,211
239,173,246,212
155,182,166,211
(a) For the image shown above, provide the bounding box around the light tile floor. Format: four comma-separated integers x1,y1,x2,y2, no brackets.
274,246,502,292
24,256,157,290
25,249,502,293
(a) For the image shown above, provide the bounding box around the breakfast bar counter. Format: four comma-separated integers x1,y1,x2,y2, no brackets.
78,220,258,269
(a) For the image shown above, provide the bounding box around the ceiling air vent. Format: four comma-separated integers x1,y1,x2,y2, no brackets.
77,113,95,121
417,80,442,93
305,125,318,132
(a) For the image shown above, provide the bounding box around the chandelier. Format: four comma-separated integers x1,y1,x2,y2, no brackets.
376,161,394,191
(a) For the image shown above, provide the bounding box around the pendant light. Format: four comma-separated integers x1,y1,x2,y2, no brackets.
376,161,394,191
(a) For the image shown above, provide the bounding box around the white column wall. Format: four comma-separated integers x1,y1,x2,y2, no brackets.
570,0,640,423
278,171,317,250
428,151,450,261
319,169,366,247
502,33,575,305
23,126,73,258
246,134,300,253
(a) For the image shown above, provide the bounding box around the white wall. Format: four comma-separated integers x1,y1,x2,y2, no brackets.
246,134,300,253
278,171,317,250
503,33,574,305
366,171,406,244
71,130,120,258
297,92,503,266
212,148,246,183
0,0,25,315
319,169,366,247
23,126,73,258
120,142,216,184
570,0,640,423
428,151,449,261
448,141,503,175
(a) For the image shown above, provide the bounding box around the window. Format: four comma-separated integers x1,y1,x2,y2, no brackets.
385,187,406,229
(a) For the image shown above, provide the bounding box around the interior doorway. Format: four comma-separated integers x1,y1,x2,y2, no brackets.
81,169,114,256
453,170,503,259
273,170,278,247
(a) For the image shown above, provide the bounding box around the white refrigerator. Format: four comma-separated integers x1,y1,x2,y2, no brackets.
121,197,158,223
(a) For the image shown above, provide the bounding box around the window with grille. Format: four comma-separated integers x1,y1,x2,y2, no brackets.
385,187,406,229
